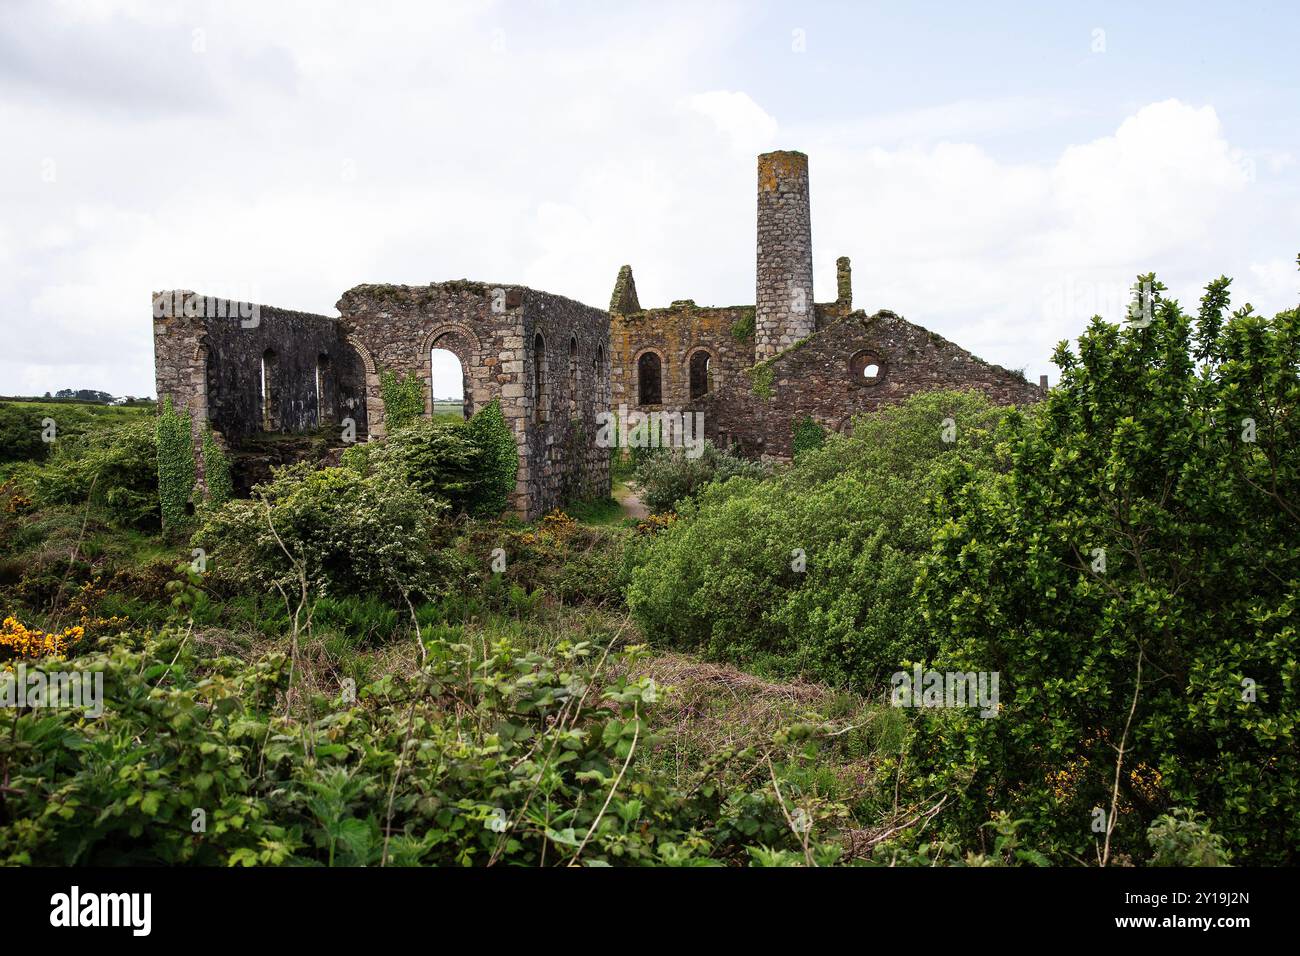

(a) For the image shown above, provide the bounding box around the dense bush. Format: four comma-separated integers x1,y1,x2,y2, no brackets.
913,275,1299,864
379,370,424,431
0,403,51,464
464,399,518,516
353,399,517,517
16,417,159,529
628,392,1013,686
192,462,450,600
633,441,768,514
0,621,827,866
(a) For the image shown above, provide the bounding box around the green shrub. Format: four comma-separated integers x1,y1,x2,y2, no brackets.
464,399,518,516
1147,810,1231,867
192,462,449,600
628,392,1013,688
0,403,52,464
156,398,195,530
19,417,159,529
633,441,767,514
913,275,1300,865
375,419,482,512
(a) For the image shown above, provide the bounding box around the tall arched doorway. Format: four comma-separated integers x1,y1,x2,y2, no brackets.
430,346,467,420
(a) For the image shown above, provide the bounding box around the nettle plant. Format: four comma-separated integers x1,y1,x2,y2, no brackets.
913,273,1299,865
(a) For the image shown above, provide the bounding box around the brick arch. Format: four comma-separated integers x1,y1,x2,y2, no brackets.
344,335,383,439
421,321,481,367
423,322,480,418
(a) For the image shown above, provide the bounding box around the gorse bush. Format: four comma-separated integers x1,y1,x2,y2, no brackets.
193,462,449,600
628,392,1013,687
912,275,1299,865
633,441,768,514
0,403,52,464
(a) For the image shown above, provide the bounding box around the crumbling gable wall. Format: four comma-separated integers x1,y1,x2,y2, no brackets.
695,309,1045,458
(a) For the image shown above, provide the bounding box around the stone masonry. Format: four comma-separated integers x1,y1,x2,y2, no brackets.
755,151,816,360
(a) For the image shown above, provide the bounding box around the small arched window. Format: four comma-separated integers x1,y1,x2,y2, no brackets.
637,352,662,406
532,332,547,424
689,350,713,401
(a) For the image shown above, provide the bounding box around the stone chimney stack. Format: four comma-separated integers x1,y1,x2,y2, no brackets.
755,150,815,361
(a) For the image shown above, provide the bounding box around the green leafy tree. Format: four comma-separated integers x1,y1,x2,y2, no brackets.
913,274,1299,864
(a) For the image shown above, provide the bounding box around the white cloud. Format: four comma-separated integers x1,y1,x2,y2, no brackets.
0,1,1294,399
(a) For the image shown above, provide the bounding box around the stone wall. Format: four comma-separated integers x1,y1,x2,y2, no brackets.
608,268,756,414
152,291,368,487
695,309,1045,458
336,280,609,518
520,288,611,516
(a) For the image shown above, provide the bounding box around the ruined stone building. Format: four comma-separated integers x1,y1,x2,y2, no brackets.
609,150,1043,457
153,149,1042,518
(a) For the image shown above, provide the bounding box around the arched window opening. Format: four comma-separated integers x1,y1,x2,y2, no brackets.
261,348,279,431
316,354,333,426
430,346,467,419
689,350,713,401
533,332,547,424
568,336,579,415
637,352,662,406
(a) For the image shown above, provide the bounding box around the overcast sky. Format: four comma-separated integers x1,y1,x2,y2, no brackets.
2,0,1297,398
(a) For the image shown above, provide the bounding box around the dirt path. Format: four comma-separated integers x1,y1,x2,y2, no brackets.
613,481,649,520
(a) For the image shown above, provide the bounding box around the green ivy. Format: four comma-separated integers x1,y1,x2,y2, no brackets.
156,397,195,531
791,415,825,457
201,423,234,508
465,399,518,515
747,363,774,399
380,369,425,431
730,309,755,343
